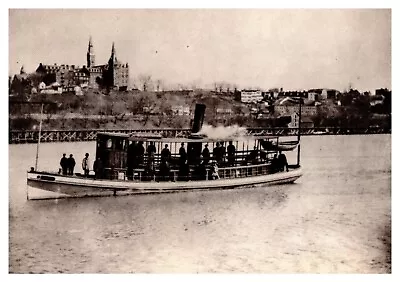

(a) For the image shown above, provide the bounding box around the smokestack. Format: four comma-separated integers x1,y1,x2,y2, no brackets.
191,104,206,134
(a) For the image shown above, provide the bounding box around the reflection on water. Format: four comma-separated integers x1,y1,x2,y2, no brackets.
9,135,391,273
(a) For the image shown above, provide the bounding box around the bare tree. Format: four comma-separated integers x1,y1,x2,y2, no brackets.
138,74,152,92
213,82,218,92
155,79,163,92
177,84,188,91
226,83,231,94
216,82,224,93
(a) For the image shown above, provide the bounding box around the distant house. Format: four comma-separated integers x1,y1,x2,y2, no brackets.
40,87,62,95
172,105,191,116
216,108,233,116
308,92,318,101
274,97,318,117
288,112,299,128
238,89,263,103
321,89,328,99
288,112,314,128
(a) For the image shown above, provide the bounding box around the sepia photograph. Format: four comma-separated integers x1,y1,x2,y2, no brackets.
8,6,392,275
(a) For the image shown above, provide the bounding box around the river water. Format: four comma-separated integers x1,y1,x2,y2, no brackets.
9,135,391,273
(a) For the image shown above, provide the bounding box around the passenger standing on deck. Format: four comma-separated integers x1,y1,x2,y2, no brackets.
227,141,236,166
202,144,210,165
213,142,222,165
93,157,104,179
161,144,171,164
136,141,145,166
82,153,90,177
278,151,289,172
127,141,136,179
60,153,68,175
179,142,187,166
67,154,76,175
271,153,279,173
147,141,157,169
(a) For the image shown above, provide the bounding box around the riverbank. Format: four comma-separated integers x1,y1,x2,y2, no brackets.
9,88,391,131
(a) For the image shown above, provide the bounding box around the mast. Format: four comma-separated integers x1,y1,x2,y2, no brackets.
35,103,44,171
297,98,302,166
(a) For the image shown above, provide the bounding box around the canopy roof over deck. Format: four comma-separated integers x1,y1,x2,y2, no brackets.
128,135,281,143
97,132,285,143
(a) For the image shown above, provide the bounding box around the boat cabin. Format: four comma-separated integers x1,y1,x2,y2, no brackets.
95,132,299,181
96,132,129,179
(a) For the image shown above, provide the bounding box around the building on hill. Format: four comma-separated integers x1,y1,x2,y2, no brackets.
172,105,191,116
36,63,90,91
236,89,263,103
274,97,318,117
35,37,129,92
288,112,314,128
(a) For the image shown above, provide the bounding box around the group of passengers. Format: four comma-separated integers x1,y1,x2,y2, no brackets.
124,141,227,181
59,153,76,176
125,140,291,181
60,152,105,179
270,151,289,173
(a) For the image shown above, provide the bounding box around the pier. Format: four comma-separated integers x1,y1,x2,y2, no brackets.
9,126,390,144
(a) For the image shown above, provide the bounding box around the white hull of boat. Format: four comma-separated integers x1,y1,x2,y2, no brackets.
27,168,302,198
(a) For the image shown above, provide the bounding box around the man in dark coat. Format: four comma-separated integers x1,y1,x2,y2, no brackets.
202,144,210,165
136,141,145,166
270,153,279,173
278,151,289,171
179,142,187,166
60,153,68,175
93,157,104,179
127,141,137,179
213,142,222,165
227,141,236,166
161,144,171,164
67,154,76,175
278,151,289,172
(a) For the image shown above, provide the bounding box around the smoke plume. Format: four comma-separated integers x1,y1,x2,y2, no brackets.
199,124,248,139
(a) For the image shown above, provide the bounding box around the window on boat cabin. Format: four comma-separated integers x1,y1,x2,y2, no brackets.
106,139,113,149
115,139,126,151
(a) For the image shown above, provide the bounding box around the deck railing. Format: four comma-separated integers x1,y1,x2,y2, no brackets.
125,161,274,182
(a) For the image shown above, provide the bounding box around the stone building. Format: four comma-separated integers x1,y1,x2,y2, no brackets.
35,37,129,92
36,63,89,90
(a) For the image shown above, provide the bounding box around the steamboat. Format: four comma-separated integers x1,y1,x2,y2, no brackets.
27,104,302,198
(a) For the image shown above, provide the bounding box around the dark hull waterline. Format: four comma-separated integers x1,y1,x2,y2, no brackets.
27,168,302,199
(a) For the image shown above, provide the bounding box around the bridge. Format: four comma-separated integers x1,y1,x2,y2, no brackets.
9,126,391,144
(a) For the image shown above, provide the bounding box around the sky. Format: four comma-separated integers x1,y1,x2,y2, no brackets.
9,9,391,92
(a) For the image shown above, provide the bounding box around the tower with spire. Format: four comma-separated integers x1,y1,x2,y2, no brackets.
87,36,95,68
84,38,129,90
109,42,118,65
104,42,129,89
